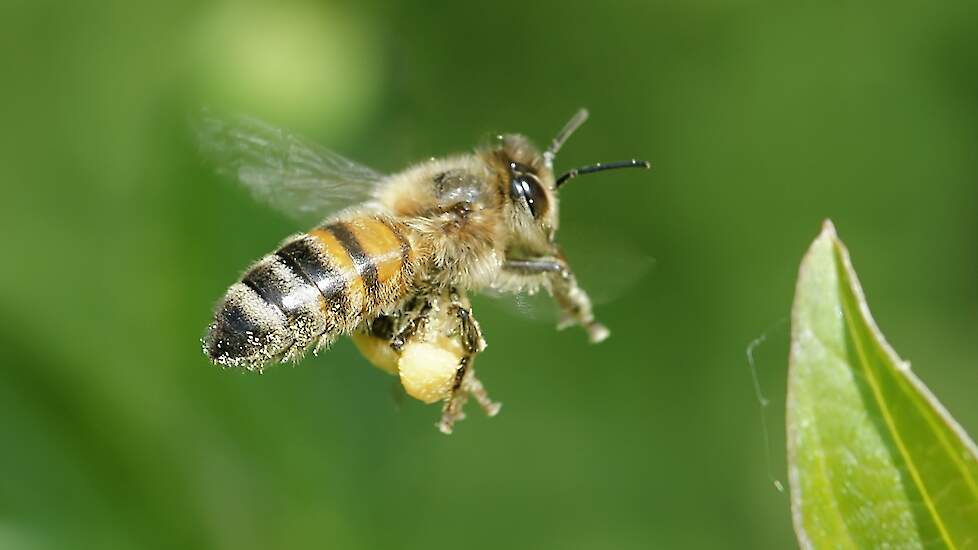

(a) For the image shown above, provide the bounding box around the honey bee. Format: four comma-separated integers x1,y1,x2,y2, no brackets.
199,109,649,433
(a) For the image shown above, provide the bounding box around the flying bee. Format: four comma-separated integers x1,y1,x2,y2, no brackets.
199,109,650,433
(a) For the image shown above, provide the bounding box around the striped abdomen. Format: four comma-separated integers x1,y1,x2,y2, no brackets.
205,215,417,369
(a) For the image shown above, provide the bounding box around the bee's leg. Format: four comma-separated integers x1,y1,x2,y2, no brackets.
461,363,501,417
438,291,500,434
453,298,500,415
438,356,470,434
504,257,609,343
388,298,432,351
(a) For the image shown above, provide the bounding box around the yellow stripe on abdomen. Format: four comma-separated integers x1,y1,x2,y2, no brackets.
345,217,405,282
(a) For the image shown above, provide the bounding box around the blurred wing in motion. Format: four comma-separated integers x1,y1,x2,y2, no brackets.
475,287,557,323
477,231,655,324
195,110,385,223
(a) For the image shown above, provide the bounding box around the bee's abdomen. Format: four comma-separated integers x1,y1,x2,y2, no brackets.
205,216,417,369
308,217,416,320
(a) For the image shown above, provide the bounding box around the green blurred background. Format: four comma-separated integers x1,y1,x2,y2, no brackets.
2,1,977,548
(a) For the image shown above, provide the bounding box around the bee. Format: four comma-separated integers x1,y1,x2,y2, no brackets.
199,109,649,433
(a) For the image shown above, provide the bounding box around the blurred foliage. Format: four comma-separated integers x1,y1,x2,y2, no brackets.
1,0,977,549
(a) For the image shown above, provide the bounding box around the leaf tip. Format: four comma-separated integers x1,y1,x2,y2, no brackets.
819,219,837,239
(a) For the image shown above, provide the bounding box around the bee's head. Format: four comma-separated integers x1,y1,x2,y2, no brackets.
493,134,558,234
489,110,650,245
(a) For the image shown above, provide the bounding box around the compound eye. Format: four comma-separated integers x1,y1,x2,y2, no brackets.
510,173,549,219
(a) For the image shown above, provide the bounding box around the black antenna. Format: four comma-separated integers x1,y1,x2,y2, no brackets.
555,159,651,188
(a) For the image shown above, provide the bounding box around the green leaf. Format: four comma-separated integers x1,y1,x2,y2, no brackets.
787,220,978,549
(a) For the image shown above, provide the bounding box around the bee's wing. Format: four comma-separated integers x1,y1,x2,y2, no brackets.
475,289,560,323
196,111,385,223
477,235,655,324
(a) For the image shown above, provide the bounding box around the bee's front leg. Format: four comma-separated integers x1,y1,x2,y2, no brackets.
438,290,501,434
504,257,610,344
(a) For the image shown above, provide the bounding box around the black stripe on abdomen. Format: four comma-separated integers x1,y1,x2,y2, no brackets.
325,222,380,307
275,237,348,322
242,261,291,315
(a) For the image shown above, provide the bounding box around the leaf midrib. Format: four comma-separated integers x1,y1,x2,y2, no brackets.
890,351,978,505
835,251,957,549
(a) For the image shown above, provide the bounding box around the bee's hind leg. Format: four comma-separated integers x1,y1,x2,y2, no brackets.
388,298,433,351
438,291,501,434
